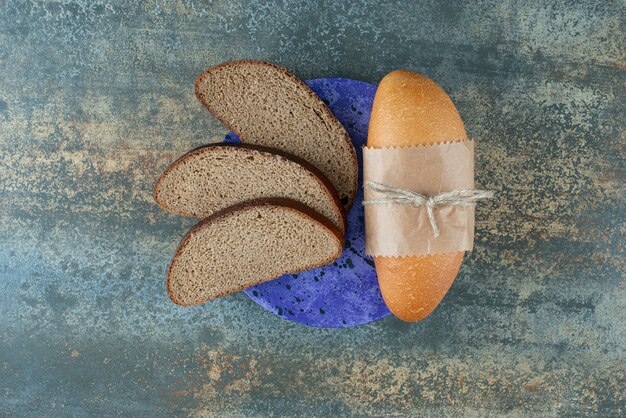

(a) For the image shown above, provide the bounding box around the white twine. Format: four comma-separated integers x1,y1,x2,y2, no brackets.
363,181,494,238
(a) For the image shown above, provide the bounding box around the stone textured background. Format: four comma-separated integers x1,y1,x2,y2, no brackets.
1,0,624,416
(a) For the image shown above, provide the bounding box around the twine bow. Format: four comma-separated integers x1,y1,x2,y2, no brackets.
363,181,494,237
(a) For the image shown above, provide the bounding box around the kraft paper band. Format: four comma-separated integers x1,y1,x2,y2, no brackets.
363,140,478,257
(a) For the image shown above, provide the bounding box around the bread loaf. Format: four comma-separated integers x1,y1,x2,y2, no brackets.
368,70,467,322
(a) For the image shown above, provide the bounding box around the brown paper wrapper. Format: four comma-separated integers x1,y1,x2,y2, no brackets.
363,140,475,257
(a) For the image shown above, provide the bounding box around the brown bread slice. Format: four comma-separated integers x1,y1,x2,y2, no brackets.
167,199,343,306
195,60,358,209
153,143,346,234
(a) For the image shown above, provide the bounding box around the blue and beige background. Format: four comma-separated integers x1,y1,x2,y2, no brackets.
1,1,624,416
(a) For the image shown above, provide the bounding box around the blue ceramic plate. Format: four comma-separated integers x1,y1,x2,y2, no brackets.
224,78,390,328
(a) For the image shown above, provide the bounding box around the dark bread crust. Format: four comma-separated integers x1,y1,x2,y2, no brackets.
166,198,344,306
153,142,347,233
194,60,358,209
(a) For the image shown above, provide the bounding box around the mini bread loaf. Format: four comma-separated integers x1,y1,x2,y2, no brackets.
195,60,358,209
167,199,343,306
368,70,467,322
153,143,346,234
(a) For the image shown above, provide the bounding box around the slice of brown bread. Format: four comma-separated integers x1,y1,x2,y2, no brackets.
195,60,358,209
153,143,346,234
167,199,343,306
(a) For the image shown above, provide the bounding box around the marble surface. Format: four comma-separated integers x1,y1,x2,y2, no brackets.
1,1,624,416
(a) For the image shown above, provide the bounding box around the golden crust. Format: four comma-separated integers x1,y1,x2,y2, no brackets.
368,69,468,322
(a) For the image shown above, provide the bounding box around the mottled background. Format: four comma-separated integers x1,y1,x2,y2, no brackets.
1,0,624,416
